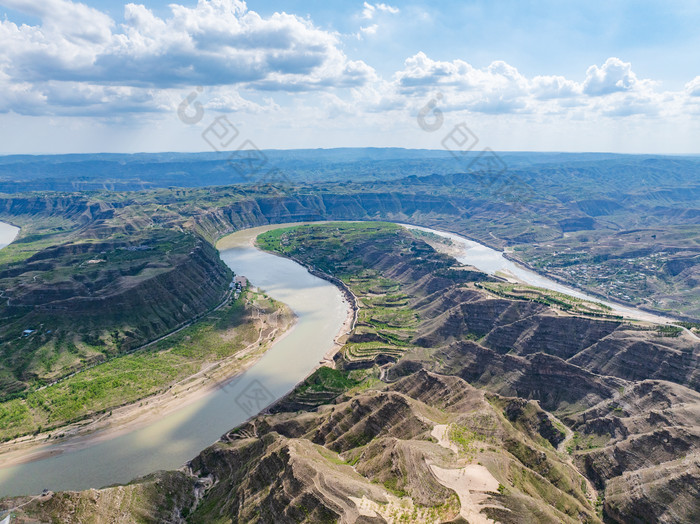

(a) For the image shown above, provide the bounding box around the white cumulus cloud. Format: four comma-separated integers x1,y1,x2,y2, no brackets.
583,57,642,96
0,0,375,91
686,76,700,97
362,2,399,20
0,1,695,126
357,53,686,120
360,24,379,36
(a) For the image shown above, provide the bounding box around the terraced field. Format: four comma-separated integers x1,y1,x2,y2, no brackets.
476,282,621,320
257,223,447,367
4,221,699,523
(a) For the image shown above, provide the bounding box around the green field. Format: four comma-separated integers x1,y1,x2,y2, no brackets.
476,282,621,319
258,223,423,365
0,223,232,402
0,289,287,441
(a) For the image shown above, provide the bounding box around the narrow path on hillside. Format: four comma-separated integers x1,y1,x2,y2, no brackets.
551,413,599,505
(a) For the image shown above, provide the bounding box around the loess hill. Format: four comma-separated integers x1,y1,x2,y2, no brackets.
0,226,231,401
5,223,698,524
2,150,699,318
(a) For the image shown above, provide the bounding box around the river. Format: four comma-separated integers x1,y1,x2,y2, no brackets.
0,220,668,497
403,224,671,324
0,221,19,250
0,224,348,497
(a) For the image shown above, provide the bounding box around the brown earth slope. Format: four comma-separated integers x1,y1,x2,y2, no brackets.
2,371,601,523
2,222,698,523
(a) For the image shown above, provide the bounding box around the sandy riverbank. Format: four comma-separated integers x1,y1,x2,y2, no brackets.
0,224,356,470
0,304,297,468
319,289,356,368
218,222,358,369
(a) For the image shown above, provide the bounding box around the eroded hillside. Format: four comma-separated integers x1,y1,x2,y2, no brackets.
0,228,231,401
4,222,698,523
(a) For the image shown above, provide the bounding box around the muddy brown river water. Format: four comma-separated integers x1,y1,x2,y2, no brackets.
0,224,348,496
0,221,670,497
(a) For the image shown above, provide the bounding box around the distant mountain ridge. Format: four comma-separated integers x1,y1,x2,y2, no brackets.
0,149,697,194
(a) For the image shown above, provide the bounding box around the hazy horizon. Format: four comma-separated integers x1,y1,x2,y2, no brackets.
1,148,699,158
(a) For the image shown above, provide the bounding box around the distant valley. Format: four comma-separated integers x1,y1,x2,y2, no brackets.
0,151,698,523
2,221,697,523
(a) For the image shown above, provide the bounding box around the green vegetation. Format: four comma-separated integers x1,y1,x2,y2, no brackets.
257,222,484,366
1,161,697,408
1,216,634,523
258,223,444,365
448,423,491,460
476,281,621,319
407,229,454,248
655,325,683,337
294,367,361,397
1,158,698,522
0,225,232,402
566,431,608,454
0,289,286,440
256,222,404,279
514,225,700,320
674,321,700,334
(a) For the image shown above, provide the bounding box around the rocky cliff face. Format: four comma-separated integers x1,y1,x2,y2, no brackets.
0,194,114,226
187,191,468,243
566,380,700,523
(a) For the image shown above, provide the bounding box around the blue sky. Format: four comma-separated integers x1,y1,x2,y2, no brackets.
0,0,699,153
